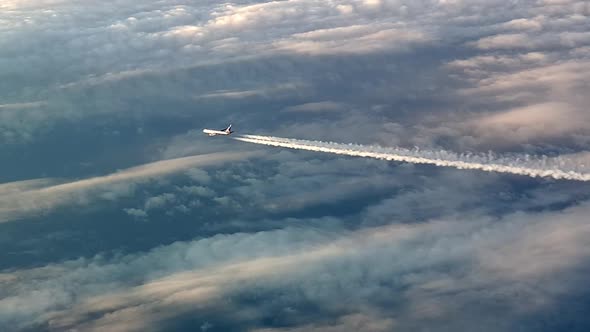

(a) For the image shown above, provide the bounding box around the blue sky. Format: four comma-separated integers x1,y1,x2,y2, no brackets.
1,0,590,331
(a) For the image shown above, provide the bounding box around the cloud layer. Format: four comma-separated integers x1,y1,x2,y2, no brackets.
1,0,587,149
0,151,259,222
2,201,590,331
2,0,590,331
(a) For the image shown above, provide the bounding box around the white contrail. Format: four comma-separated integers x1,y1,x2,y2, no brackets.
235,135,590,181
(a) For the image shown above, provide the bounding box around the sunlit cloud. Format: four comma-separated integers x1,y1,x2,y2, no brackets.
0,151,260,222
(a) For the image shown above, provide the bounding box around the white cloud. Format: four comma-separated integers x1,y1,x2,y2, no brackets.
194,83,305,100
1,0,588,148
3,201,590,331
488,60,588,93
254,313,396,332
274,25,430,55
0,179,57,197
144,192,177,210
282,101,348,113
440,48,590,147
469,102,590,142
501,17,544,31
124,208,148,219
185,168,211,184
472,33,531,50
0,101,46,110
0,151,260,222
176,185,215,198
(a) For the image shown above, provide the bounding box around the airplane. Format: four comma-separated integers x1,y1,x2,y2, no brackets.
203,124,234,136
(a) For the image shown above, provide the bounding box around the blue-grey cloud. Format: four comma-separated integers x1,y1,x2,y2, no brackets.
2,0,590,331
2,200,590,331
0,151,259,223
0,0,587,150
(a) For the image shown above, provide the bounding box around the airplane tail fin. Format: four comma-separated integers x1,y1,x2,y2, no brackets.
225,124,233,133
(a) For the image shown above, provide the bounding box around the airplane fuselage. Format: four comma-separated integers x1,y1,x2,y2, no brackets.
203,124,233,136
203,129,231,136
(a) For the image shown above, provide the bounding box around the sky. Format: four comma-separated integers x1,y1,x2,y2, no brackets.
1,0,590,331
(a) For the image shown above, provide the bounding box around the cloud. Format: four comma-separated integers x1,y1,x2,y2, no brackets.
501,17,544,31
0,101,46,110
282,101,348,113
0,151,260,222
472,33,531,50
0,179,58,197
251,313,396,332
274,24,431,55
2,201,590,331
176,185,215,198
471,31,590,52
0,100,54,141
1,0,588,150
144,192,177,210
469,102,590,142
467,60,590,97
194,83,305,100
124,208,148,219
441,55,590,148
261,175,397,213
123,188,210,219
2,1,590,331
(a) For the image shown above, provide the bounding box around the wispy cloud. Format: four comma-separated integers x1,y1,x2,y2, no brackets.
0,151,260,222
193,83,305,100
274,24,431,55
3,202,590,331
0,101,46,110
282,101,348,113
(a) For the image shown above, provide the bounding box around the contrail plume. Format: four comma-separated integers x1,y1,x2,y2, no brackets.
235,135,590,181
